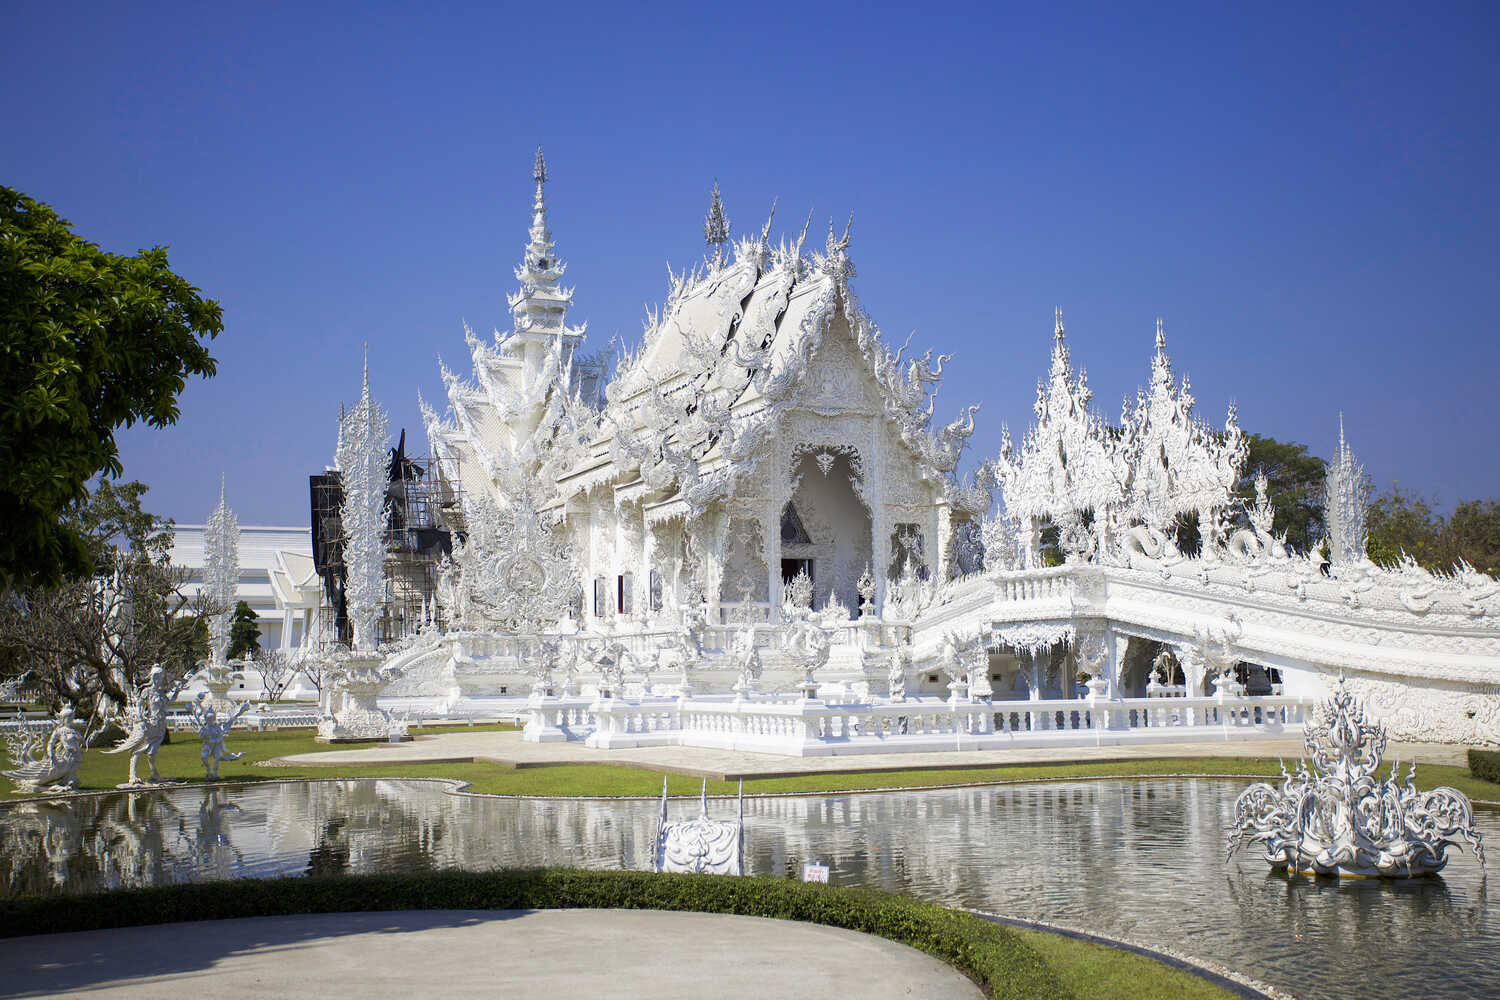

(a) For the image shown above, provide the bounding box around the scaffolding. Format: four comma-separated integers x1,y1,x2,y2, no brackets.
309,432,464,647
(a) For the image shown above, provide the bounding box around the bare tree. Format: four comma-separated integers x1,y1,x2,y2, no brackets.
254,649,297,703
0,481,214,720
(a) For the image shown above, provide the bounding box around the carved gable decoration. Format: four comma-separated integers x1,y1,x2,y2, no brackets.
453,485,578,632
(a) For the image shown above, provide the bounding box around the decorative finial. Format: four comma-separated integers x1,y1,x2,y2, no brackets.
218,472,226,506
533,146,547,185
759,198,777,244
1054,307,1065,340
703,181,730,249
1155,317,1166,352
794,208,814,258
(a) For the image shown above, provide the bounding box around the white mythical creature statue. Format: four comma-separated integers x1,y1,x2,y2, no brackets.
1227,676,1485,878
787,616,832,701
3,704,88,794
104,665,178,787
189,692,250,780
530,639,562,696
731,624,763,697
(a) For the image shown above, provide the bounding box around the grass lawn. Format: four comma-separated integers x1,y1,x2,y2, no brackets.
5,726,1498,804
1011,925,1240,1000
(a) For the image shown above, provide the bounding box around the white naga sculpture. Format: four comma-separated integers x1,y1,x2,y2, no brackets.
105,666,177,787
3,704,88,793
189,692,250,779
653,776,745,876
1227,676,1485,877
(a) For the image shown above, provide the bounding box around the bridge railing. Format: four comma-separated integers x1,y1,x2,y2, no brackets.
528,689,1316,756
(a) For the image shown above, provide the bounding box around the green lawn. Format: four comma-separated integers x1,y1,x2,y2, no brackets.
1011,926,1239,1000
5,726,1498,805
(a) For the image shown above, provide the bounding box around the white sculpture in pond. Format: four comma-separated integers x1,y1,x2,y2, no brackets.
190,692,250,779
3,704,88,793
1227,676,1485,877
653,776,745,876
105,666,177,787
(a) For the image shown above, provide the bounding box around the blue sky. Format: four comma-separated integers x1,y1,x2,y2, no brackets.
6,2,1498,525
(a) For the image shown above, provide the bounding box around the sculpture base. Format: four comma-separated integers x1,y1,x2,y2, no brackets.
114,779,184,790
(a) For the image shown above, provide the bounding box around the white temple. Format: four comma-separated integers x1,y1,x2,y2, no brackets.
381,150,1500,752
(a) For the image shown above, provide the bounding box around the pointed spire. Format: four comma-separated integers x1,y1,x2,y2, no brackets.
703,181,730,251
793,208,814,260
361,342,371,400
1155,316,1166,353
533,146,547,185
218,472,226,507
759,198,777,244
1054,307,1065,342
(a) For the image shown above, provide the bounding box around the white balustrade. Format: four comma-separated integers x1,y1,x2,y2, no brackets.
523,689,1316,756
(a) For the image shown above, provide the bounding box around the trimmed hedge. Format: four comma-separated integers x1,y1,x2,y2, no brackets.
1470,749,1500,785
0,869,1075,999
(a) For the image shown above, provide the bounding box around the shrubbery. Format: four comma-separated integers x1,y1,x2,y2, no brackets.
1469,749,1500,785
0,868,1074,999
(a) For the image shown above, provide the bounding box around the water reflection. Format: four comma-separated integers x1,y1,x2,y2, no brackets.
1,778,1495,1000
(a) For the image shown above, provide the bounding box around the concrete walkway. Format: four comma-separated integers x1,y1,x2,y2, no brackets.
0,909,983,1000
264,727,1472,781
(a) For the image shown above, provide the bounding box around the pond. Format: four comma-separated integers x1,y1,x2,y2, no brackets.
1,778,1494,1000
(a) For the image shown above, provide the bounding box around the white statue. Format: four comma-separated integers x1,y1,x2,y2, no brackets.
3,704,87,793
1227,676,1485,877
189,692,250,779
731,624,762,697
105,665,177,787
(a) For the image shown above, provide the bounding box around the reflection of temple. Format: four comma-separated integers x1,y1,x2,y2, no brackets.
396,151,1500,744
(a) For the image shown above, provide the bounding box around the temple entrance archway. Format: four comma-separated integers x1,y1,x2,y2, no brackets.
782,449,871,614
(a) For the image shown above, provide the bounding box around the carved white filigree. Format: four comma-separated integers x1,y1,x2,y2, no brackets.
1325,416,1369,567
337,354,390,653
653,778,744,876
203,478,239,665
1227,676,1485,877
451,485,578,632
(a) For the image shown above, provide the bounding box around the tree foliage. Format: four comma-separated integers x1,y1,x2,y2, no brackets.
1232,433,1326,554
0,480,212,718
0,187,221,592
1368,488,1500,576
227,600,261,660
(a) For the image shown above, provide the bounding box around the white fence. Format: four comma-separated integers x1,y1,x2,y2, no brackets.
526,690,1316,757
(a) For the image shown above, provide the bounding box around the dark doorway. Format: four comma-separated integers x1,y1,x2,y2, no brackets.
781,558,813,585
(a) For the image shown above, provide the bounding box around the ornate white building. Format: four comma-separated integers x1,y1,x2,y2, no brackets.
402,152,1500,749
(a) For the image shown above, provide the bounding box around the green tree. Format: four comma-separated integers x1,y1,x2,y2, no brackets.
1440,500,1500,576
227,600,261,660
0,479,211,718
1,187,221,592
1232,434,1326,554
1367,485,1442,568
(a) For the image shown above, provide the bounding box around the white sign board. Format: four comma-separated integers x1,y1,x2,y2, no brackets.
802,863,830,883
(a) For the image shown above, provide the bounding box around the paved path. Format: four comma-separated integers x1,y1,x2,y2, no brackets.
265,728,1471,781
0,909,982,1000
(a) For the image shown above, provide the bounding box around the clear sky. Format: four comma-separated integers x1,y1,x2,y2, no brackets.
6,2,1498,525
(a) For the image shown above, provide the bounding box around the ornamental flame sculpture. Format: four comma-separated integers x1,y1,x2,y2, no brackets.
337,350,390,653
1227,676,1484,877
